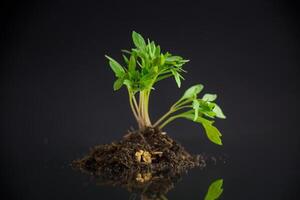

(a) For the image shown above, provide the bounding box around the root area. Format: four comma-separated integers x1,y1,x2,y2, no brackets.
72,127,206,176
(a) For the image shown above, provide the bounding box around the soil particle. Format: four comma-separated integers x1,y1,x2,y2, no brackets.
94,168,184,199
72,127,206,176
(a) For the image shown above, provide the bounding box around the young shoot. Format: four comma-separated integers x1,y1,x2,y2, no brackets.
105,31,226,145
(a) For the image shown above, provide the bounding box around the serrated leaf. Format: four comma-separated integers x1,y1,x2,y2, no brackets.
204,179,224,200
105,55,125,77
203,93,217,101
213,104,226,119
181,84,204,100
113,77,124,91
132,31,146,49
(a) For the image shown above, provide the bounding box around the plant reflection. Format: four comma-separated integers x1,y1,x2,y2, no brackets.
94,168,223,200
204,179,223,200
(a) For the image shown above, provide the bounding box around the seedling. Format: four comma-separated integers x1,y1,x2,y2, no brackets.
105,31,226,145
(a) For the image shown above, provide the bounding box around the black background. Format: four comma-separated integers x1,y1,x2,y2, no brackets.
1,0,300,199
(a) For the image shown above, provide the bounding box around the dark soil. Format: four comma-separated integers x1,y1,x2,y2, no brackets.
95,168,183,199
72,127,206,177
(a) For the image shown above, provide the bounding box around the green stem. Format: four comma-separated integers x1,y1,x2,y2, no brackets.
153,109,174,127
172,98,191,109
139,91,144,120
132,94,140,117
143,90,152,126
158,114,182,129
154,102,192,127
128,91,140,126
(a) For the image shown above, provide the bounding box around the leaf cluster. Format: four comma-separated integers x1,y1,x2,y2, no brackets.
105,31,188,92
156,84,226,145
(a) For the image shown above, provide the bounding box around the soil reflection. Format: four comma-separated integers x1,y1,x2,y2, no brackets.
93,168,223,200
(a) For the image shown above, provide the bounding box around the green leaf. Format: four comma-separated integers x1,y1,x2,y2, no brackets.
150,41,156,56
201,119,222,145
128,55,136,72
123,79,132,89
204,179,224,200
156,73,173,82
113,77,124,91
192,99,200,121
122,54,129,64
147,40,156,58
105,55,125,77
180,113,222,145
181,84,204,100
203,111,217,118
153,66,158,73
155,45,161,56
203,93,217,101
169,112,223,145
160,54,165,65
132,31,146,49
213,104,226,119
171,69,181,88
165,56,182,62
121,49,131,54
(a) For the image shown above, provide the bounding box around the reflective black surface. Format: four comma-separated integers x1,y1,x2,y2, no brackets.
4,134,298,199
1,0,299,199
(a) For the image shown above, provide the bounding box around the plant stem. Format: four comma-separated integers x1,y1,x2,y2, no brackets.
153,109,174,127
153,99,192,127
158,115,181,129
132,94,140,117
139,91,144,122
143,90,152,126
171,99,191,109
128,92,140,126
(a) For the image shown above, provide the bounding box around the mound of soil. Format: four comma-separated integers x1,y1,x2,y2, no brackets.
72,127,206,177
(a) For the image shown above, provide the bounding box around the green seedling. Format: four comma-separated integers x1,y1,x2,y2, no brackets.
105,31,226,145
